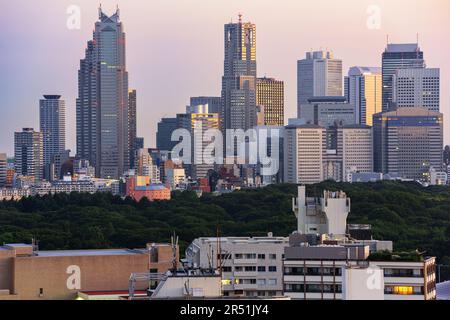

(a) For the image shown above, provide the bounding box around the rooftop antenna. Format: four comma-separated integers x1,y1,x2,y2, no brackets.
170,231,179,272
116,4,120,17
98,3,102,19
238,13,242,24
386,34,389,46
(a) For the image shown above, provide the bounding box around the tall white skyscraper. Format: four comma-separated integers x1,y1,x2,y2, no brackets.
284,123,325,184
297,50,343,116
392,68,440,112
345,67,382,126
76,7,129,179
39,95,66,180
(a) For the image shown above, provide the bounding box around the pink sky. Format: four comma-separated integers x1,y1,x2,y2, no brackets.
0,0,449,155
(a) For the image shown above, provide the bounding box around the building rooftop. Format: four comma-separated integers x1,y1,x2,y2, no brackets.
348,66,381,76
34,248,146,257
386,43,420,53
307,96,347,103
193,236,289,245
43,95,62,100
285,123,323,129
375,107,442,117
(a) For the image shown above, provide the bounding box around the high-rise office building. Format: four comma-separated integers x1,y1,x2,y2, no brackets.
39,95,66,180
284,123,325,184
256,77,284,126
14,128,43,182
156,118,178,152
0,153,6,187
444,146,450,166
382,43,425,112
221,15,257,133
190,97,221,114
323,125,373,182
373,107,443,180
76,7,129,179
392,68,440,112
128,89,137,169
299,97,356,128
345,67,382,126
297,50,342,116
182,104,220,179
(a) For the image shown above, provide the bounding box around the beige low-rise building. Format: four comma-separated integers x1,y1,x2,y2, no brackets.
0,242,178,300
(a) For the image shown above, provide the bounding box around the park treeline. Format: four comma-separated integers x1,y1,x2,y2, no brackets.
0,181,449,264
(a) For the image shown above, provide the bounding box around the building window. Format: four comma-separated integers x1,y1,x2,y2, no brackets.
269,254,277,260
258,254,265,259
257,279,266,286
258,266,266,272
222,266,232,273
268,279,277,286
269,266,277,272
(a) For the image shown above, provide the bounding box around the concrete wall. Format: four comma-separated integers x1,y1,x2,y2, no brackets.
9,253,150,300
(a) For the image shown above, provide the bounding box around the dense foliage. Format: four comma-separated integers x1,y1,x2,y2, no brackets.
0,181,449,265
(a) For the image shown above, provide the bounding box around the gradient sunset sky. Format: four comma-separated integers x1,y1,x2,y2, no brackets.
0,0,449,155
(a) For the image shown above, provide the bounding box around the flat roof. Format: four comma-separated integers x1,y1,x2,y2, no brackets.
35,249,146,257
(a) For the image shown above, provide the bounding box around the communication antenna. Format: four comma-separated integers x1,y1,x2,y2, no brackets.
238,13,242,23
171,231,179,272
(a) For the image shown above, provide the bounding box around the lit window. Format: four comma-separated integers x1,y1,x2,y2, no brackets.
393,286,413,295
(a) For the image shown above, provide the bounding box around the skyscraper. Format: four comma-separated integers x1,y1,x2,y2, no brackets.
14,128,43,182
392,68,440,112
0,153,6,187
221,15,257,133
128,89,137,169
299,96,356,128
297,50,342,116
39,95,66,180
156,118,178,152
256,77,285,126
323,125,373,182
373,107,443,180
76,7,129,179
345,67,382,126
381,43,425,112
190,97,221,114
284,123,325,184
181,104,220,179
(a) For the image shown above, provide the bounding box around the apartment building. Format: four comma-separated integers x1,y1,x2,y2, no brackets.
284,243,436,300
185,236,289,298
284,186,436,300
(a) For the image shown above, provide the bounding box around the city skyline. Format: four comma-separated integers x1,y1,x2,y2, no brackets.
1,0,450,156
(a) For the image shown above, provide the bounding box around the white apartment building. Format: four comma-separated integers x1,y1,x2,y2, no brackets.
0,188,32,201
185,236,290,298
284,123,325,184
284,246,436,300
284,186,436,300
393,68,440,112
